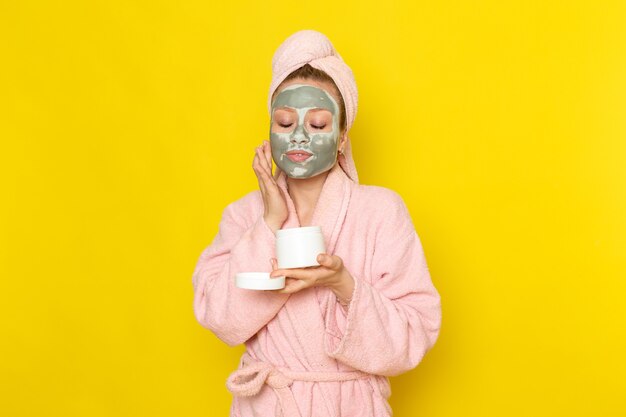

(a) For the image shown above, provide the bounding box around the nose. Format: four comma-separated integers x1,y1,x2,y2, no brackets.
290,124,310,145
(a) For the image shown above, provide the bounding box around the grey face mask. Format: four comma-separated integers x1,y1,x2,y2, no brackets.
270,84,341,179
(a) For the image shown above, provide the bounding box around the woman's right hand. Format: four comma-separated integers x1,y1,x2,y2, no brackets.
253,140,288,233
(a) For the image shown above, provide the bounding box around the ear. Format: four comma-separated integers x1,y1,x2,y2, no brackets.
339,131,348,151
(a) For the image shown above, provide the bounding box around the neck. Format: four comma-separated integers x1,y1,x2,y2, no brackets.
286,169,331,226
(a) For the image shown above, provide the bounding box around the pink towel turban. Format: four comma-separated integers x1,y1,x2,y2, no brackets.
268,30,359,183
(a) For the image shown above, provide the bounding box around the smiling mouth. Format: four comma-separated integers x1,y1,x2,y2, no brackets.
284,150,313,163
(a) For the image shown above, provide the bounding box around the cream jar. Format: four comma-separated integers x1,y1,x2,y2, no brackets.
275,226,326,268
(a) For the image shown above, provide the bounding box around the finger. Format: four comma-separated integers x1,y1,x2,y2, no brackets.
270,258,278,270
270,268,315,280
273,277,294,292
317,253,343,270
256,146,274,182
262,140,273,170
252,149,262,180
278,278,309,294
273,166,282,180
255,148,277,189
262,143,280,185
252,147,264,175
257,143,271,174
254,159,274,198
253,152,268,194
256,147,270,175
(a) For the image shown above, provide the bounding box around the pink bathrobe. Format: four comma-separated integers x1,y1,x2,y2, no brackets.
192,162,441,417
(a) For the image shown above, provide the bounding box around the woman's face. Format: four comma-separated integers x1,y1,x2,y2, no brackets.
270,79,343,179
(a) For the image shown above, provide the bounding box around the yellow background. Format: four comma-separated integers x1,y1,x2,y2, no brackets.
1,1,625,416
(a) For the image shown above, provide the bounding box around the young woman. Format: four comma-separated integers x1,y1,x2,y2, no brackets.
192,29,441,417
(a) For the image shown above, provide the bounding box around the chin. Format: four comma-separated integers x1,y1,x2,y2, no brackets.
282,160,336,179
286,171,311,179
286,169,330,180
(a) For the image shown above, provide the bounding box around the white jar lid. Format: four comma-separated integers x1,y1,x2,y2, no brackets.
276,226,322,238
235,272,285,290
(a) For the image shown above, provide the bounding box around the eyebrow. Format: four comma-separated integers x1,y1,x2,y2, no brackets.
274,106,330,113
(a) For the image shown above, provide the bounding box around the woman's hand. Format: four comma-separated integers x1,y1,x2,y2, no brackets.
253,140,288,233
270,254,355,304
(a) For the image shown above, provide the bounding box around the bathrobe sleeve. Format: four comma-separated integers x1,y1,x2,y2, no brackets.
192,196,290,347
323,190,442,376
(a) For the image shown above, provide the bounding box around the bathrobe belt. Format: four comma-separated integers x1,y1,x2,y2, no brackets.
227,353,369,417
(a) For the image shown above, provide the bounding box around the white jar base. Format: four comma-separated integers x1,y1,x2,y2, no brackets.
236,272,285,290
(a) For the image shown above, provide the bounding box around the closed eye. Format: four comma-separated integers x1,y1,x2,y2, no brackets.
279,123,293,128
311,124,326,129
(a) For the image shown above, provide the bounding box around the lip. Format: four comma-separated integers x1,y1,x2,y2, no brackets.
285,150,313,163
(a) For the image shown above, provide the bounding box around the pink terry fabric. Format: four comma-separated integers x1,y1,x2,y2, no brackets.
192,162,442,416
268,29,359,183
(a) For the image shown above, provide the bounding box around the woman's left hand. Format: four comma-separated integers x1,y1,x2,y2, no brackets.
270,253,355,301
